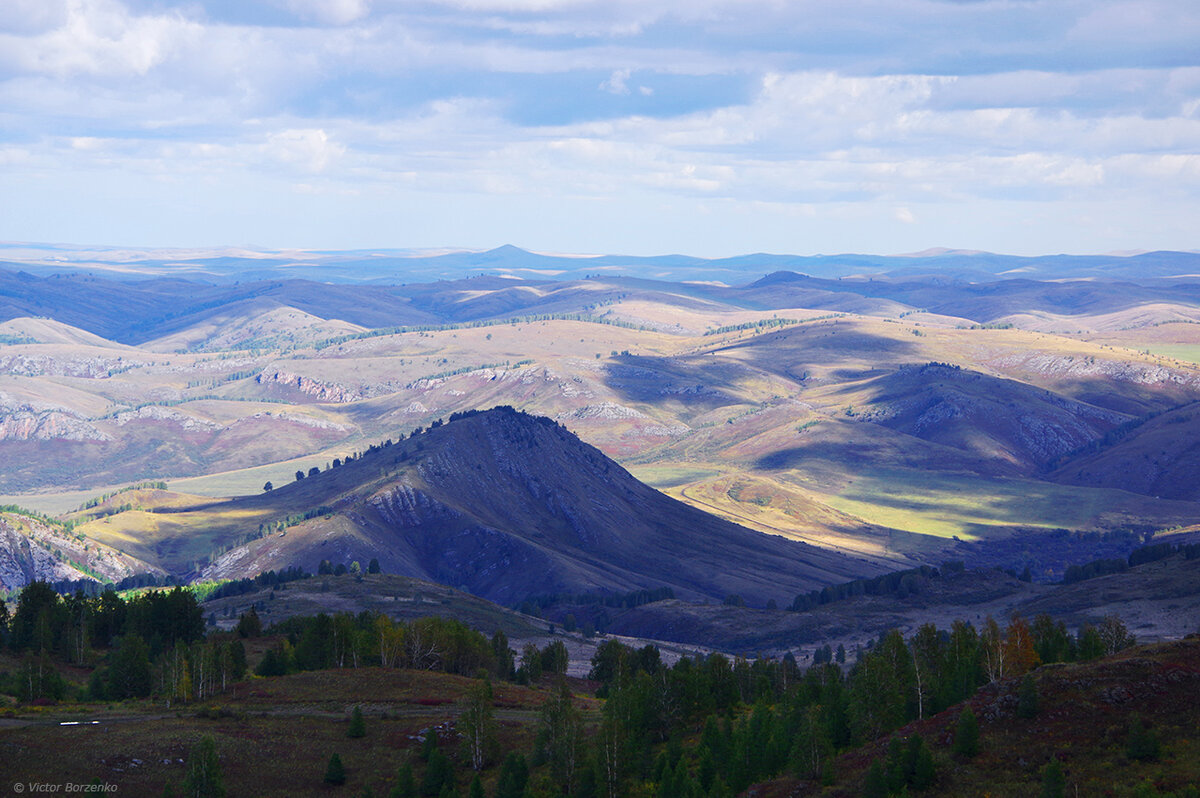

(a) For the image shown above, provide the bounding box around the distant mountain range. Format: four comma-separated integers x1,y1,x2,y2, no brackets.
4,242,1200,285
8,258,1200,346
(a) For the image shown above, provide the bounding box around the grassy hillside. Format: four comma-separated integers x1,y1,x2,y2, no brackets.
0,665,590,798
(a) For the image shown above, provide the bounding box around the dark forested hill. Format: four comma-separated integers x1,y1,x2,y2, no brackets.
183,407,877,607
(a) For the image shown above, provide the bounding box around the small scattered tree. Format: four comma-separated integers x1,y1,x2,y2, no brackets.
235,608,261,639
348,705,366,738
325,753,346,785
182,735,225,798
421,750,453,797
388,764,416,798
954,706,979,759
494,753,529,798
262,481,273,492
862,759,887,798
1017,673,1039,719
1126,714,1160,761
420,730,439,762
1040,759,1064,798
1098,615,1136,655
458,680,498,771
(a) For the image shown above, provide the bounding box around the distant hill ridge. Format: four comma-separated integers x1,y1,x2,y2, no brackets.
8,259,1200,345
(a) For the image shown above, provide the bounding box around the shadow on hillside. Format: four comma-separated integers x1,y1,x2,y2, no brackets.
600,354,745,410
754,443,877,471
715,326,922,371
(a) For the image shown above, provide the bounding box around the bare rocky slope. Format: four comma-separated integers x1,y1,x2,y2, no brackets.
0,511,159,592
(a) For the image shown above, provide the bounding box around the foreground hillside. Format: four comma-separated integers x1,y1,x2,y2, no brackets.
762,636,1200,797
2,586,1196,798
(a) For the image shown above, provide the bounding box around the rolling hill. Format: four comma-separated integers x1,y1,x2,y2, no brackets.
80,407,882,608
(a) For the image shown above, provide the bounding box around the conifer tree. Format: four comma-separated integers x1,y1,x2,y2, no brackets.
421,750,453,797
494,753,529,798
910,735,935,790
862,759,887,798
953,706,979,759
1017,673,1039,719
1126,714,1160,761
388,764,416,798
325,753,347,786
348,705,366,738
1039,759,1064,798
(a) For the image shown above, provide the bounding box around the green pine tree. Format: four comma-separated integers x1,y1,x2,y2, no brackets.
911,737,936,790
420,731,439,762
421,750,453,797
325,753,347,786
1017,674,1039,719
494,753,529,798
1039,759,1064,798
862,759,888,798
388,764,416,798
348,705,366,738
1126,714,1160,761
467,775,484,798
953,706,979,759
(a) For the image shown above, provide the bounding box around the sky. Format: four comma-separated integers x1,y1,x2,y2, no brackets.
1,0,1198,257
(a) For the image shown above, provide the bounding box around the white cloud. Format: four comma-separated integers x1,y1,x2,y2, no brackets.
276,0,371,25
599,69,630,95
264,128,345,172
0,0,68,34
1,0,1198,254
0,0,198,77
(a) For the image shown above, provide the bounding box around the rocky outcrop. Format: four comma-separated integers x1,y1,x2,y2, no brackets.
113,405,222,431
0,408,109,442
255,370,368,403
0,513,156,592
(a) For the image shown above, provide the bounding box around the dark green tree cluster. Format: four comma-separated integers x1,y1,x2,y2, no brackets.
1031,613,1135,662
791,565,941,610
204,567,310,601
0,582,212,702
863,734,936,797
253,613,496,677
516,640,569,684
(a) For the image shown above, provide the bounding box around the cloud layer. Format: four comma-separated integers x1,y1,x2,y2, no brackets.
1,0,1198,255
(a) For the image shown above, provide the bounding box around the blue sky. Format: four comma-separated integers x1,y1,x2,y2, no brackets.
1,0,1198,257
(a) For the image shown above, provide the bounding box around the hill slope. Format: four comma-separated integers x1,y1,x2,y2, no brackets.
182,407,879,607
0,510,160,592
